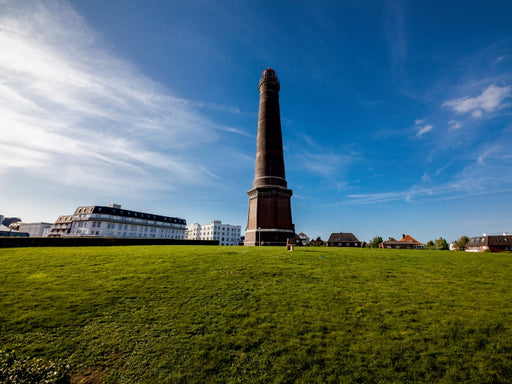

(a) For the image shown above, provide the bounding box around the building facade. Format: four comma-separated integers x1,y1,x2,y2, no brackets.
48,204,186,239
47,215,74,237
18,222,53,237
185,223,201,241
245,69,295,246
466,233,512,252
186,220,241,246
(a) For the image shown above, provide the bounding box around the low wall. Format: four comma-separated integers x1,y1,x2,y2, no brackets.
0,237,219,248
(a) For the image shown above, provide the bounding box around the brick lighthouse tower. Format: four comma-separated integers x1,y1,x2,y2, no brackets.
244,69,295,246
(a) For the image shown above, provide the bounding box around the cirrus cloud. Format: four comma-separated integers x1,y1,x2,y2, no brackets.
443,84,511,118
0,0,230,196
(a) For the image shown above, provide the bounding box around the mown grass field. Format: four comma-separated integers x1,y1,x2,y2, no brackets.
1,245,512,383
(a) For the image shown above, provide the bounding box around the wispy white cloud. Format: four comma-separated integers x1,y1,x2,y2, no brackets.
298,151,352,177
343,141,512,205
412,119,432,138
291,133,355,178
195,100,242,115
415,124,433,137
0,0,231,197
448,120,463,130
385,0,407,70
443,84,511,118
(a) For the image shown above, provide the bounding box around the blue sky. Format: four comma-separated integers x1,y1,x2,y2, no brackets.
1,0,511,243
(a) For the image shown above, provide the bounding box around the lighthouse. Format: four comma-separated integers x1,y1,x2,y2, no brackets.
244,69,295,246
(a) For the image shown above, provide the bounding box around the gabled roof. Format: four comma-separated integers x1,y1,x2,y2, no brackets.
382,234,423,245
327,232,360,243
400,234,422,245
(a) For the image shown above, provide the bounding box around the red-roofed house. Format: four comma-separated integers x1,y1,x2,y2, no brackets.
380,234,424,249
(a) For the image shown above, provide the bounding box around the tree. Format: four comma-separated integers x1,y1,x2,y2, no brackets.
452,235,469,251
434,237,449,250
368,236,383,248
425,240,435,250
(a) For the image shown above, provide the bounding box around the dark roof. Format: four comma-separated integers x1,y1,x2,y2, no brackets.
381,240,404,246
327,232,360,243
74,205,186,225
468,235,511,246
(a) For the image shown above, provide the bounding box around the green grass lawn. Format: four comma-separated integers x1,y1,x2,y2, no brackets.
1,245,512,383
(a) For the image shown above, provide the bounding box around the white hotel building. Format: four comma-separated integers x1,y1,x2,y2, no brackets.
186,220,241,246
48,204,186,239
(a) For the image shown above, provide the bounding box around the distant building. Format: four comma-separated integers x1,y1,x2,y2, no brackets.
380,234,424,249
0,215,29,237
327,232,363,247
310,237,324,246
466,233,512,253
18,222,53,237
297,232,310,246
47,204,186,239
1,216,21,227
185,223,201,241
47,215,74,237
186,220,241,246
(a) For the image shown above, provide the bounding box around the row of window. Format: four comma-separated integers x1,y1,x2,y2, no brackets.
96,207,184,224
472,237,509,242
